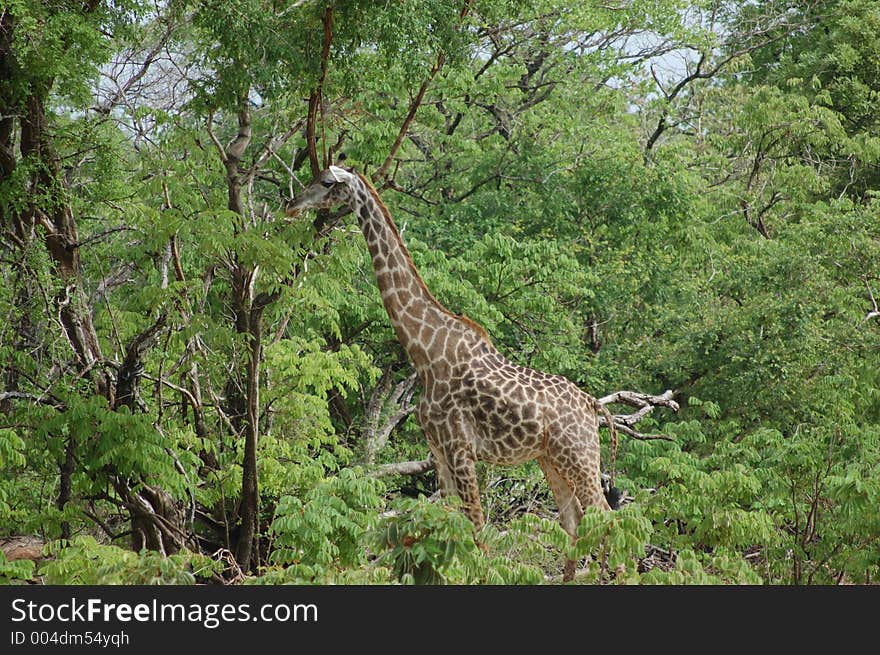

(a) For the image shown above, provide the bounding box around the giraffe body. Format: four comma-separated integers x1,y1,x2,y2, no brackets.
287,166,611,579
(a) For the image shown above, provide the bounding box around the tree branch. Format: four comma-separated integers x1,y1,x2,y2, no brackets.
610,422,675,442
92,11,178,116
372,456,434,477
114,312,168,410
0,391,64,409
597,389,679,411
864,278,880,322
644,11,807,155
372,1,473,186
306,6,333,176
362,369,419,464
597,389,679,441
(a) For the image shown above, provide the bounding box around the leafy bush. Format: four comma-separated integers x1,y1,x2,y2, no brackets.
569,506,654,584
0,551,36,584
267,468,385,581
373,496,486,584
38,537,220,585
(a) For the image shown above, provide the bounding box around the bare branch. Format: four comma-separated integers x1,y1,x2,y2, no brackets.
373,1,473,185
597,389,679,441
306,6,334,176
371,456,434,477
644,6,812,155
93,14,178,116
72,225,140,249
205,111,228,165
0,391,63,408
597,389,679,411
610,421,675,442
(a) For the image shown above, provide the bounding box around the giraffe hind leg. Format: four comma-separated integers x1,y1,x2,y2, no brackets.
538,456,583,582
547,436,612,513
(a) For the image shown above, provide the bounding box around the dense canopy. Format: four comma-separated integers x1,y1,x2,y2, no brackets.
1,0,878,584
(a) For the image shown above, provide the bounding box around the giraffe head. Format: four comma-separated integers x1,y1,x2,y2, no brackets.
286,165,357,217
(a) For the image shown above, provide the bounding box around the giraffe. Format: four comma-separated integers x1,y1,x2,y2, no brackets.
286,164,617,581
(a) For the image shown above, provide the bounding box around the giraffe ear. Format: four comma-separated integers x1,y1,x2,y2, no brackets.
328,165,354,183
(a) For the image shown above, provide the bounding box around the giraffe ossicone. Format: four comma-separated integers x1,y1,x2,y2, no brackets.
287,165,617,581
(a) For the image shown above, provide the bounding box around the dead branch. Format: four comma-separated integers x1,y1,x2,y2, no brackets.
372,456,434,477
597,389,678,441
597,389,679,410
611,422,675,442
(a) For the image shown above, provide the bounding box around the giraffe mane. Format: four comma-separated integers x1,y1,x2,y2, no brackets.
356,172,493,345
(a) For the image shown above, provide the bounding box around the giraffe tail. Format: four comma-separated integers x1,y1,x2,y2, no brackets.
594,398,618,490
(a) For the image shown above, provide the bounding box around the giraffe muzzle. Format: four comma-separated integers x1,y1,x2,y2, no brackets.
285,200,303,218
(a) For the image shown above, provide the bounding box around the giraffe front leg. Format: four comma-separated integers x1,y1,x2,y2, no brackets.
447,446,485,532
426,439,456,498
423,414,486,546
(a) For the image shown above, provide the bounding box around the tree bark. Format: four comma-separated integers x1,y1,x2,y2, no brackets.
234,304,265,570
362,368,418,464
57,437,76,540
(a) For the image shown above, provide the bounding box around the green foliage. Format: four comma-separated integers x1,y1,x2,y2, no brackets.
38,537,221,585
641,549,764,585
268,468,384,580
0,551,36,584
569,506,654,583
374,496,485,584
0,428,26,518
35,396,187,493
373,497,548,584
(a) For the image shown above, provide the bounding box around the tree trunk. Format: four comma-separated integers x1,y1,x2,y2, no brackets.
212,103,281,572
57,437,76,540
235,304,265,571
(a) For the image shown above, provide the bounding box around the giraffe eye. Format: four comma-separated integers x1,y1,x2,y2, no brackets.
321,180,335,188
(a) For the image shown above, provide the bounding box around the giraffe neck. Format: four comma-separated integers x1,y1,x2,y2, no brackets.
349,173,489,372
